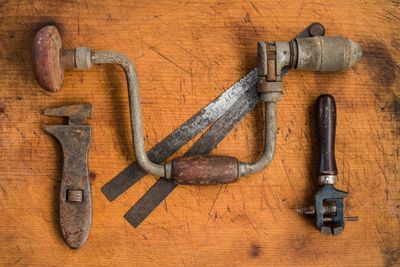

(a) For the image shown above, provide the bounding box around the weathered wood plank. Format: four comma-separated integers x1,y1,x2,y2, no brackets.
0,0,399,266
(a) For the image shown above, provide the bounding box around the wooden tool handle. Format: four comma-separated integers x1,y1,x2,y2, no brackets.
171,155,239,185
316,94,338,176
33,26,64,92
33,26,76,92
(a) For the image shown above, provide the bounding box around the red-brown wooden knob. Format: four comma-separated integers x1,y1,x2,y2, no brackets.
33,26,72,92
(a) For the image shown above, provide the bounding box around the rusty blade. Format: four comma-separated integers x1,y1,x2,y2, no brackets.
124,83,259,227
101,68,258,201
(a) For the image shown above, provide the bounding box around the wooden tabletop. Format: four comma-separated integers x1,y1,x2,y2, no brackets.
1,1,399,266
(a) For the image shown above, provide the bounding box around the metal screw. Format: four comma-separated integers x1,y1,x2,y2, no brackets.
323,202,337,215
296,204,338,216
296,206,316,215
308,22,325,37
67,189,84,202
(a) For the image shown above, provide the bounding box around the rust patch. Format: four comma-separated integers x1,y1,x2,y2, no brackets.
249,243,262,257
90,172,97,181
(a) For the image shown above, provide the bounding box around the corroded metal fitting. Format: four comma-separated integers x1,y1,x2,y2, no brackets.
257,37,362,85
257,81,282,102
75,47,92,69
294,36,362,71
318,174,337,185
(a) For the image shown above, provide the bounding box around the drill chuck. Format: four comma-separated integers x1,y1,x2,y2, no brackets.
293,36,362,71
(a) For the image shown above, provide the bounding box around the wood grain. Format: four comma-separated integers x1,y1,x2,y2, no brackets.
0,0,399,266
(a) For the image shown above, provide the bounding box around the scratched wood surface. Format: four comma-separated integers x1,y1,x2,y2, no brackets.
0,0,399,266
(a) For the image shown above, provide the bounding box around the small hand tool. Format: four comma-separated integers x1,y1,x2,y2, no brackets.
297,95,357,235
44,104,92,248
33,23,362,186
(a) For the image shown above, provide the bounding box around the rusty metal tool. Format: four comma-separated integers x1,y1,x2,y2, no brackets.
44,104,92,249
113,23,362,227
33,23,362,186
297,95,357,235
103,23,327,202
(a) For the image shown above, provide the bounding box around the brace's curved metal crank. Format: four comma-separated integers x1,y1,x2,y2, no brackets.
33,23,362,185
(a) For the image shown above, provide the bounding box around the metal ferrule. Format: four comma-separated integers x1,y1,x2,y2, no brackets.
294,36,362,71
75,47,93,69
318,174,337,185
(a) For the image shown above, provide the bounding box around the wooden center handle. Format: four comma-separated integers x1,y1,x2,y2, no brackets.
171,155,239,185
316,94,338,176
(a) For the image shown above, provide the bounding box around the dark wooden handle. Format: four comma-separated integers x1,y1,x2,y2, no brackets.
316,94,338,176
171,155,239,185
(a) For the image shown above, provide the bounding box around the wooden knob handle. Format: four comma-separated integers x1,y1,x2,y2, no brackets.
33,26,71,92
171,155,239,185
316,94,338,176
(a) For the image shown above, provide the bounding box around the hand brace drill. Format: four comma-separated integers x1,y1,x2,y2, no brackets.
33,24,362,184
